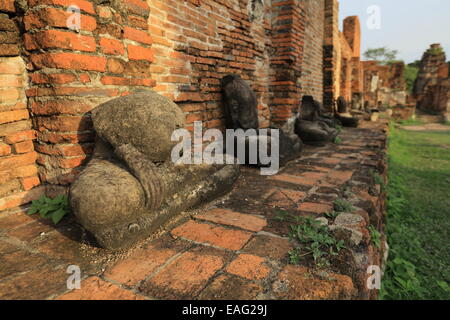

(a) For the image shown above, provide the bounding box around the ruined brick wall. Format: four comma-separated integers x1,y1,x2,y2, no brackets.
343,16,360,59
323,0,340,110
0,0,312,214
270,0,306,124
362,60,408,109
414,43,449,115
147,0,273,130
339,32,353,102
24,0,157,196
0,1,43,213
0,0,158,215
1,0,401,217
298,0,324,104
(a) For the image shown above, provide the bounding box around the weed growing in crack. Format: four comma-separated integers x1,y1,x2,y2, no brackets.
28,195,70,224
333,198,355,213
324,210,339,221
368,225,381,249
370,169,386,192
274,211,346,269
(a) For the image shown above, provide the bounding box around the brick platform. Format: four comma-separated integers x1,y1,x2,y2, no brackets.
0,122,388,300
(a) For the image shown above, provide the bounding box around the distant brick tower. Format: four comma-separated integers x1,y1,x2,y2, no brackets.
414,44,450,116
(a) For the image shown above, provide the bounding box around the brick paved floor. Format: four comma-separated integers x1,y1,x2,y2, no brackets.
0,122,388,300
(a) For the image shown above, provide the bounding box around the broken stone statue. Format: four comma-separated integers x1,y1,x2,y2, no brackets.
221,74,302,168
294,95,339,146
336,96,359,128
70,90,240,250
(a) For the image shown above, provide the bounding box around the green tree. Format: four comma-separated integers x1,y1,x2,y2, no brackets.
364,47,399,64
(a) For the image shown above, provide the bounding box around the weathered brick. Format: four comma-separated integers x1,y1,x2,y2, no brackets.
273,265,356,300
195,208,267,232
0,110,29,125
31,53,107,72
0,57,25,74
0,88,21,104
58,277,146,300
124,0,150,17
24,7,97,31
104,238,186,286
243,235,293,261
28,0,95,14
0,152,38,171
270,174,319,186
0,186,44,211
226,254,271,280
298,202,333,214
326,170,354,185
140,248,226,299
124,27,152,45
172,220,252,250
4,130,35,144
25,30,96,52
31,100,93,116
127,45,154,62
99,38,125,55
0,142,11,156
13,140,34,154
21,176,40,191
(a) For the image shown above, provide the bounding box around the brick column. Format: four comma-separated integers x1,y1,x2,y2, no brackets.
323,0,340,111
0,1,43,214
270,0,306,125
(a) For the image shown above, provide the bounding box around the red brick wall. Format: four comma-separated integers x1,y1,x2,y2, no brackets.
343,16,360,59
147,0,273,130
323,0,340,110
0,2,44,214
299,0,324,103
23,0,157,196
269,0,307,124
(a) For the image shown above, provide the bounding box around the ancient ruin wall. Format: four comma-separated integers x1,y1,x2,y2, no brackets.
414,44,449,115
0,1,43,213
147,0,273,130
298,0,324,104
323,0,340,110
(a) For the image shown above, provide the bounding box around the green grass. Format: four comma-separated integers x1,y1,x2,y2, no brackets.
398,118,423,126
380,123,450,300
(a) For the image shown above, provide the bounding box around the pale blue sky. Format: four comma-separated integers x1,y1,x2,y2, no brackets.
339,0,450,63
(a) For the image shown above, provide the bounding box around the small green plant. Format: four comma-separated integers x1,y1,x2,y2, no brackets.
369,169,386,192
368,225,381,249
288,216,346,269
28,195,70,224
333,198,354,213
427,46,443,56
274,210,290,222
399,117,423,126
334,137,343,144
335,125,343,134
324,211,339,221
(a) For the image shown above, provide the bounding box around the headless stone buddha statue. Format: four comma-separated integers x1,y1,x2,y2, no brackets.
294,95,339,146
221,74,302,169
336,96,359,128
70,90,240,250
